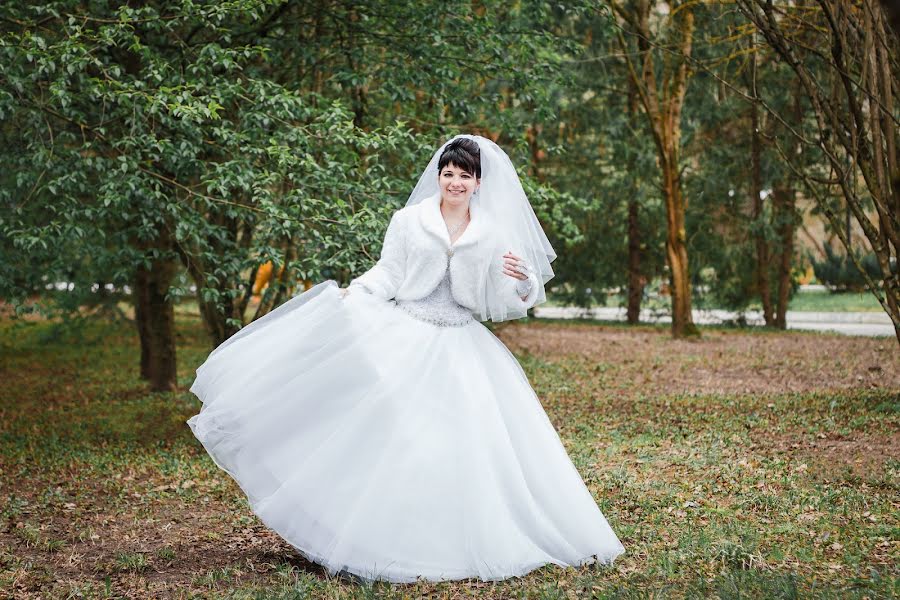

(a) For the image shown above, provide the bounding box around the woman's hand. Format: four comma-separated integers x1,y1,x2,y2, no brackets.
502,251,529,281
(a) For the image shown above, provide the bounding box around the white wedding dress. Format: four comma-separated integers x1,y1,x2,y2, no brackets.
187,261,625,583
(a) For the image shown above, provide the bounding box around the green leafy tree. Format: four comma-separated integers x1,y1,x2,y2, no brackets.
0,1,415,390
1,0,584,390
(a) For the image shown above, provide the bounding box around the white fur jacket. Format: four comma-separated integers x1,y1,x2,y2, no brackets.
348,193,541,315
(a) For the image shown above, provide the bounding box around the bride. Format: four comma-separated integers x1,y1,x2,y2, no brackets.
186,135,625,583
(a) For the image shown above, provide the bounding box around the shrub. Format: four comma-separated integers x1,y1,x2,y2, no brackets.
812,244,885,292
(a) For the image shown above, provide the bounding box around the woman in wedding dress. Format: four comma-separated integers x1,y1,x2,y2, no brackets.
186,135,625,583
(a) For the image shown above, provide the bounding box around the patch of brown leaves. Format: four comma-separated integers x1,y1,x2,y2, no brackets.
756,430,900,483
497,322,899,397
0,471,328,599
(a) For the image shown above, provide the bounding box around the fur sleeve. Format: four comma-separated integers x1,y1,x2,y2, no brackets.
489,263,542,314
349,211,407,300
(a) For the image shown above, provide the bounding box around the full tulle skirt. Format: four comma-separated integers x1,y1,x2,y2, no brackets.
186,281,625,583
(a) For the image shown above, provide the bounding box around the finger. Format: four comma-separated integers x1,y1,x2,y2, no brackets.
502,267,527,280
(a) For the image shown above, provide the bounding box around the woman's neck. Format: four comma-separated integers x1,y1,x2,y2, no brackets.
440,199,469,223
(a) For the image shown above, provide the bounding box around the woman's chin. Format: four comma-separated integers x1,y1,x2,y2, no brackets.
441,194,470,206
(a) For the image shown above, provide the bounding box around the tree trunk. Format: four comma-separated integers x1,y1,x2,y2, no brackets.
614,0,697,337
879,0,900,34
626,197,643,324
174,213,248,349
132,227,178,392
626,80,644,325
176,251,241,349
663,158,698,337
772,185,796,328
526,123,545,182
750,98,774,325
134,278,151,381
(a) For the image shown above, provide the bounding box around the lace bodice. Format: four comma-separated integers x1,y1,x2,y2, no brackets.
395,265,474,327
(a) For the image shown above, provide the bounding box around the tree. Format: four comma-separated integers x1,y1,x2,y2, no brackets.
611,0,699,337
685,10,806,328
0,1,413,389
523,5,668,316
736,0,900,344
0,0,583,391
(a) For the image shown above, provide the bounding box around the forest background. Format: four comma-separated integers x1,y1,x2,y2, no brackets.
1,3,899,598
1,0,898,391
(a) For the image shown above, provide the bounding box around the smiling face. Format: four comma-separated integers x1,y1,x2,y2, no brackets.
438,162,480,206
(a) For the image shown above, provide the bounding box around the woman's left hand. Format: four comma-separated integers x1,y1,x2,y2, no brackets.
502,251,529,281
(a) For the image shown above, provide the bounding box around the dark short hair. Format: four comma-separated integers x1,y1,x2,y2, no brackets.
437,138,481,179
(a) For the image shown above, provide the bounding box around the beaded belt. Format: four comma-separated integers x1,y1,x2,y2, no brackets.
394,301,475,327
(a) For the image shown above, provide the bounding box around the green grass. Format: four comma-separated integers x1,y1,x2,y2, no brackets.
785,290,884,312
545,289,885,313
0,315,897,598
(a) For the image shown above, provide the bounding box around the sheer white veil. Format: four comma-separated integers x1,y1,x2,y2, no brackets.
405,134,556,322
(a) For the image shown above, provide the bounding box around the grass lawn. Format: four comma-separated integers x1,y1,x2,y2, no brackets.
784,290,885,313
0,314,898,598
545,289,885,314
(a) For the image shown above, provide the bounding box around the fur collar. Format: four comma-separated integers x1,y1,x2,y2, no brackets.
417,192,486,250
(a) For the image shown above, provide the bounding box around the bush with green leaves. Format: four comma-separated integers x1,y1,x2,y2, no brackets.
812,244,888,293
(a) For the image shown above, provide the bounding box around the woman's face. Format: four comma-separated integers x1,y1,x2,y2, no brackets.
438,163,479,206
